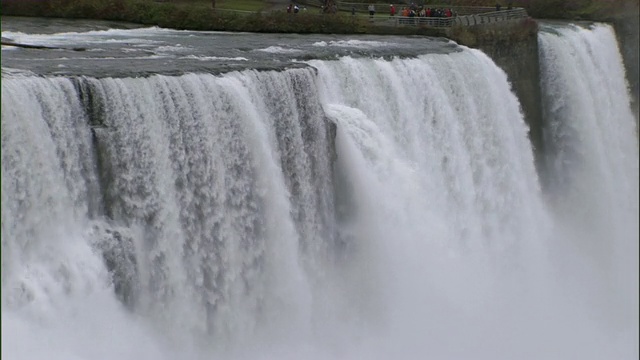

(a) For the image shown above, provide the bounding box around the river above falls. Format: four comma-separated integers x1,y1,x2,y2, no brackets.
1,16,460,78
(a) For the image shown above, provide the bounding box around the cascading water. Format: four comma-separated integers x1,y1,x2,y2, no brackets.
538,22,639,358
2,69,341,359
2,22,638,360
309,50,557,359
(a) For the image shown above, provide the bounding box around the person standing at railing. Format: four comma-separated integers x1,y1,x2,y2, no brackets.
496,3,502,11
390,4,396,16
368,4,376,17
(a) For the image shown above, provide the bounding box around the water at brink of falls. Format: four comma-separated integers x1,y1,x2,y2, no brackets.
2,17,638,360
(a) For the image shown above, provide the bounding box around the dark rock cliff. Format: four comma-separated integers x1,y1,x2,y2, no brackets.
612,14,639,122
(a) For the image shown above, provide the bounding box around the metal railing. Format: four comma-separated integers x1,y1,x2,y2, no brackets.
389,8,527,28
394,16,454,28
204,2,529,29
452,8,528,26
314,2,520,16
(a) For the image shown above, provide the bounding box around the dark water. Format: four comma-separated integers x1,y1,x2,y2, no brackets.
1,16,460,77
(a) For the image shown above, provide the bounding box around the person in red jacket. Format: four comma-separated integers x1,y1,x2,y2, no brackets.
390,4,396,16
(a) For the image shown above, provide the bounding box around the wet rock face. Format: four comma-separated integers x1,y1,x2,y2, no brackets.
90,223,139,310
613,14,639,122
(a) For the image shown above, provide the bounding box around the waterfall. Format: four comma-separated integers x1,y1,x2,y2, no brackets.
309,48,553,359
2,24,638,360
539,22,639,358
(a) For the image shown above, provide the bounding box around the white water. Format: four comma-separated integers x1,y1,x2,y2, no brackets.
309,49,555,359
538,23,639,359
2,25,638,360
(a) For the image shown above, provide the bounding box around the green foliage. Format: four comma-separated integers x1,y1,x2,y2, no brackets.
1,0,50,17
0,0,375,34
